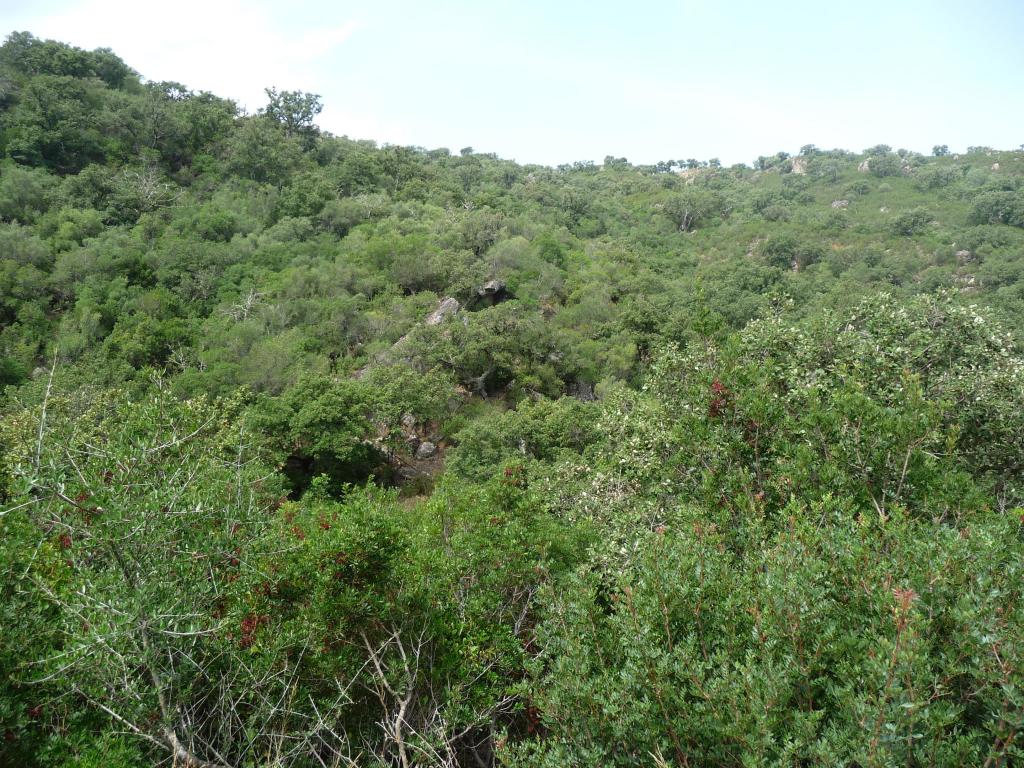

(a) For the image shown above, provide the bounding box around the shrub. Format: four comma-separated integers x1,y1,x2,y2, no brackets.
869,153,903,178
891,207,932,235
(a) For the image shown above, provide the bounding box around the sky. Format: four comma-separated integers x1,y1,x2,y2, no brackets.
2,0,1023,167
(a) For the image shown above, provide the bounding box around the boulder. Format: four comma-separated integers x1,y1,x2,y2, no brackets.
992,162,1000,171
415,441,437,460
477,279,506,298
790,156,808,175
473,279,510,308
831,199,850,209
858,159,871,172
395,464,420,482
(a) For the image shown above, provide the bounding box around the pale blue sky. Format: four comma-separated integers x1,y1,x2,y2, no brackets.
3,0,1022,166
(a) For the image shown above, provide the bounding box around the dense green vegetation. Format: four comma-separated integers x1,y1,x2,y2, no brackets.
2,33,1023,767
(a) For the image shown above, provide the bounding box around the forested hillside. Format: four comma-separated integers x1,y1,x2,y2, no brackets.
2,33,1023,767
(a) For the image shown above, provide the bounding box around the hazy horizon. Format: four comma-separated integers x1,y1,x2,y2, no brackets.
3,0,1022,167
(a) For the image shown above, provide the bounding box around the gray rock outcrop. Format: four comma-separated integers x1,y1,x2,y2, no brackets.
425,297,461,326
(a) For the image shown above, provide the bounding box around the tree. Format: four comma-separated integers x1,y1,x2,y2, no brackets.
229,474,578,767
260,87,322,143
222,115,304,184
2,387,284,767
252,374,379,493
663,188,722,232
0,162,56,223
864,144,892,155
932,144,950,156
891,207,932,235
1,74,109,172
810,158,840,183
0,32,136,89
760,232,824,270
868,153,902,177
969,190,1024,228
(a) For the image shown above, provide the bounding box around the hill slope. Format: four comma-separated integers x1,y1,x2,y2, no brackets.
1,33,1023,768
